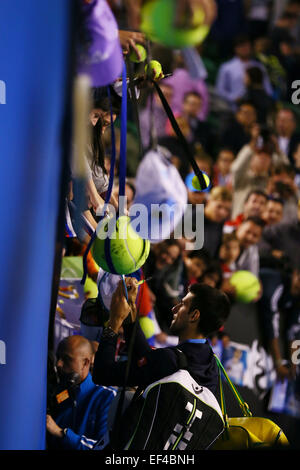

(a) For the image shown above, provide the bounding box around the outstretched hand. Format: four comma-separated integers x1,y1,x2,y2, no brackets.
108,277,139,333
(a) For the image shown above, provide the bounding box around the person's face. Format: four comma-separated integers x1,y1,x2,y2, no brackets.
237,221,263,248
156,244,180,270
206,198,232,223
182,94,202,119
235,42,252,60
186,256,206,279
250,152,271,175
236,105,257,128
229,240,241,263
275,110,296,137
170,292,194,334
202,272,220,288
56,348,87,382
217,150,235,174
90,108,116,133
244,193,267,218
254,37,269,54
263,200,283,225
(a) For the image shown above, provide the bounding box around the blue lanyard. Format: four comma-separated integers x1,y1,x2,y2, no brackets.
81,61,127,284
180,339,207,345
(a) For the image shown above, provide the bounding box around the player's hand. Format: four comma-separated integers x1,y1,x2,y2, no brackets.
118,30,146,59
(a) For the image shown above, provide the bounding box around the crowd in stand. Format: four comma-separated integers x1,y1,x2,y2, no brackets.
47,0,300,450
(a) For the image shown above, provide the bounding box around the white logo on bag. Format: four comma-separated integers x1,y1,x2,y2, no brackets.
163,401,203,450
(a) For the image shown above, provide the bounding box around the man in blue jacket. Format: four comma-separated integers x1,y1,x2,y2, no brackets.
46,335,116,449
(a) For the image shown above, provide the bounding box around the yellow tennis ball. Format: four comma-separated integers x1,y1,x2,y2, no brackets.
129,44,147,63
229,270,261,303
91,216,150,275
84,277,98,299
141,0,210,48
139,316,155,339
145,60,163,79
192,173,211,191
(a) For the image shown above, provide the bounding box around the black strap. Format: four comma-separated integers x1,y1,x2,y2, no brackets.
126,57,144,161
151,79,208,190
174,348,189,370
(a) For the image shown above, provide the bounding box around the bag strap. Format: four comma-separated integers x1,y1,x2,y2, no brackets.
151,79,208,191
214,354,252,419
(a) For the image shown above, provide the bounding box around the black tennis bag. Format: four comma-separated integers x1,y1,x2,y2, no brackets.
111,366,225,451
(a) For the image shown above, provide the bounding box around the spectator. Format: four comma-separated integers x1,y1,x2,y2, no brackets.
225,189,268,232
240,66,275,124
262,195,284,225
230,142,272,218
259,200,300,272
270,11,299,56
275,35,299,101
219,232,241,279
220,101,258,154
199,260,224,289
212,148,235,189
179,91,214,153
163,52,210,121
235,216,266,276
254,35,287,100
143,239,183,333
47,335,116,450
182,250,210,287
203,186,233,258
274,108,300,166
266,163,299,222
216,35,273,108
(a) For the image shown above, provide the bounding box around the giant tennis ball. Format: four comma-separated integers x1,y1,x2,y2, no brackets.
229,270,261,303
192,172,211,192
145,60,163,79
139,316,155,339
91,216,150,275
141,0,210,48
129,44,147,63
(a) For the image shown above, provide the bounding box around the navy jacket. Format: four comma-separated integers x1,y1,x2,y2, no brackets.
93,323,219,394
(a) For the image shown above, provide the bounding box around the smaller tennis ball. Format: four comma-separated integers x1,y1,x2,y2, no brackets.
145,60,163,79
139,316,155,339
229,270,261,303
129,44,147,63
84,277,98,299
192,172,211,192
